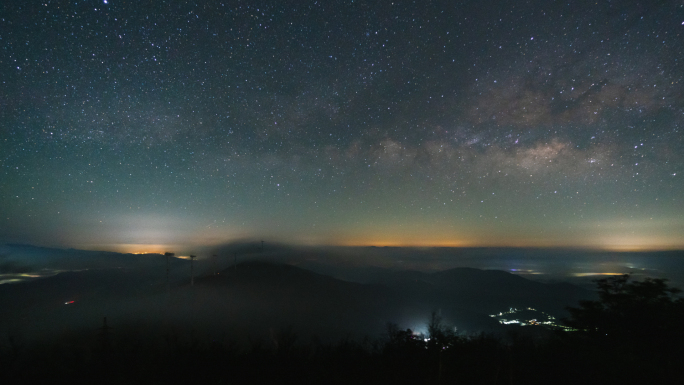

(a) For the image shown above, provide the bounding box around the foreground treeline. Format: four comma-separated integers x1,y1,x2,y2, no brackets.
2,275,683,384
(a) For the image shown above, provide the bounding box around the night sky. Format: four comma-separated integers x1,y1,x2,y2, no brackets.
1,0,683,254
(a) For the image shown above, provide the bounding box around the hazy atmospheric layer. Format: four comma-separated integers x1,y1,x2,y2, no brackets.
1,1,683,252
2,243,684,290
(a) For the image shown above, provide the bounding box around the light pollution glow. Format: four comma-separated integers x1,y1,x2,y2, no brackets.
1,1,682,254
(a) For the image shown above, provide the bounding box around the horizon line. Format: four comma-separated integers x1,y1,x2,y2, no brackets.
5,242,684,255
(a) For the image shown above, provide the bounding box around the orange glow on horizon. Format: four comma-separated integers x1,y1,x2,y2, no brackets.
84,243,179,255
93,239,684,253
329,236,684,251
571,272,627,277
77,231,684,254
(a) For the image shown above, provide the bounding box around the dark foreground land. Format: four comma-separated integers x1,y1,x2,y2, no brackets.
1,318,682,385
3,274,684,385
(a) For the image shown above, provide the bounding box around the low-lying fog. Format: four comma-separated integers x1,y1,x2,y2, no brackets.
1,242,682,346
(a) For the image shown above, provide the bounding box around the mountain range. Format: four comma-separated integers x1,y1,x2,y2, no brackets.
0,245,595,344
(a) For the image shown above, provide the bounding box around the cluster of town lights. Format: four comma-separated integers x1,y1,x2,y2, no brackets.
489,307,576,331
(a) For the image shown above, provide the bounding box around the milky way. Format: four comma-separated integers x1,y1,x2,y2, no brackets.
1,0,683,253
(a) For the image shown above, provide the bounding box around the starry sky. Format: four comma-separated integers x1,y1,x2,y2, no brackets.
1,0,683,254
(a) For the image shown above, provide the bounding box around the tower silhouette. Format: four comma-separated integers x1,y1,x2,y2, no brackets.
164,252,174,291
98,316,113,359
190,255,197,286
233,253,237,277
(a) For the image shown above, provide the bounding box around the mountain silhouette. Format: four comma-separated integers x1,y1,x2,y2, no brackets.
0,258,593,344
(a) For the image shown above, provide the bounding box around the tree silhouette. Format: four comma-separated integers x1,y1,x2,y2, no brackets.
564,274,684,382
426,310,446,349
565,274,683,342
